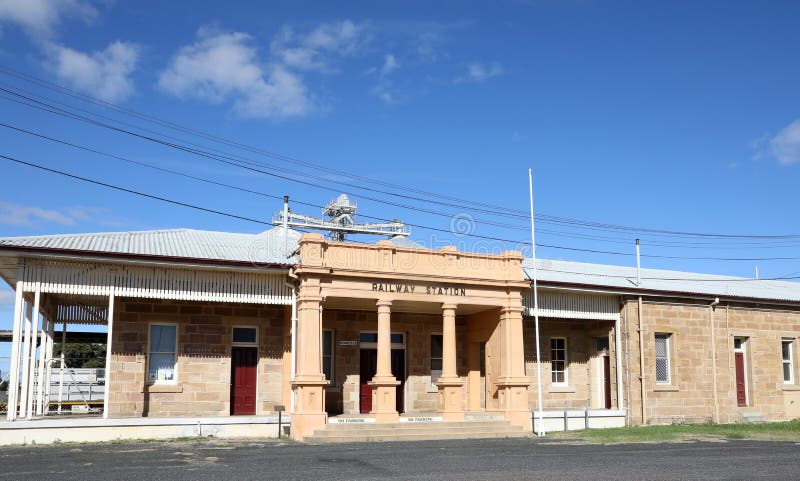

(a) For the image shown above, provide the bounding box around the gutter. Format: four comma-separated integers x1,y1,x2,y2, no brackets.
0,245,295,272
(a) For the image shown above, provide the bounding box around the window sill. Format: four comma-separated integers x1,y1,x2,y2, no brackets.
653,384,679,392
548,384,576,393
143,383,183,393
781,383,800,391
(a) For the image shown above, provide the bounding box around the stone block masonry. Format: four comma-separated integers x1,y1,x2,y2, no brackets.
108,299,289,418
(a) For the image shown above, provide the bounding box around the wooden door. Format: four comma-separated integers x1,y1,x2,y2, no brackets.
735,352,747,407
603,355,612,409
360,349,377,414
391,349,405,413
230,347,257,415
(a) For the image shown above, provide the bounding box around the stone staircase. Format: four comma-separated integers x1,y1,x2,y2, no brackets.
303,419,530,444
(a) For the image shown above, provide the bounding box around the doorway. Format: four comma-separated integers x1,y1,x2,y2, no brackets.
359,332,406,414
230,346,258,415
596,337,612,409
734,337,748,407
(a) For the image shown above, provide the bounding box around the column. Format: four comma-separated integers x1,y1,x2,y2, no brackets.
103,290,115,419
369,299,400,423
43,318,55,414
435,303,465,421
35,317,49,415
289,282,328,441
6,281,24,421
26,289,41,419
495,305,531,429
19,299,33,419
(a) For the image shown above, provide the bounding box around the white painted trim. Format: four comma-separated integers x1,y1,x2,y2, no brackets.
525,290,620,321
654,333,672,385
102,290,115,419
550,336,568,386
146,322,179,385
232,326,259,347
781,338,795,384
20,259,292,305
6,278,24,421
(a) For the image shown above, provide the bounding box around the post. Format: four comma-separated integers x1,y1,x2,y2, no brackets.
19,298,34,419
635,239,641,286
436,303,465,421
6,278,25,421
58,322,66,414
283,195,290,258
369,299,400,423
564,402,568,432
585,404,589,430
103,289,115,419
35,317,49,415
615,318,625,410
25,290,40,419
528,168,545,436
44,318,55,413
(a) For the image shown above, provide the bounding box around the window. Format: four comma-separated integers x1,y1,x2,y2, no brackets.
233,327,257,344
431,334,443,382
323,330,333,381
655,333,671,384
148,324,177,383
550,338,567,384
782,339,795,384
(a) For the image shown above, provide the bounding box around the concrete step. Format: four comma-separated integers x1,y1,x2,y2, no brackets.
323,420,519,431
305,420,529,443
307,430,530,444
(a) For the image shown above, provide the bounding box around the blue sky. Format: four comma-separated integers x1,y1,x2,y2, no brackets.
1,1,800,370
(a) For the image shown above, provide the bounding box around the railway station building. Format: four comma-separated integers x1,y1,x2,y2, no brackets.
1,224,799,442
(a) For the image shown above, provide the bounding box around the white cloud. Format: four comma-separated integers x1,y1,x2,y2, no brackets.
44,41,138,102
380,53,399,76
158,29,311,119
455,62,504,83
0,0,97,39
770,119,800,166
270,20,367,73
0,201,81,226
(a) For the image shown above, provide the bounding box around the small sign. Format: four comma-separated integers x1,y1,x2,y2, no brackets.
400,416,443,423
71,404,90,414
328,417,376,424
339,340,357,346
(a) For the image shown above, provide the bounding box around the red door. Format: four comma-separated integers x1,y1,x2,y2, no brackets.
359,348,405,414
231,347,257,415
735,352,747,407
360,349,377,413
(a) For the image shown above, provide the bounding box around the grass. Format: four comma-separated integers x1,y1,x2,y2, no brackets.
548,420,800,444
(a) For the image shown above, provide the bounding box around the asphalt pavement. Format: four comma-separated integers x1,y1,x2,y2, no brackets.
1,436,798,480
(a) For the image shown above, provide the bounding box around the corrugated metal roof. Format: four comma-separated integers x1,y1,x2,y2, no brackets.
3,227,800,303
0,227,301,266
523,258,800,303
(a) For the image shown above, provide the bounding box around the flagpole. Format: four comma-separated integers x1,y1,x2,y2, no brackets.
529,168,545,436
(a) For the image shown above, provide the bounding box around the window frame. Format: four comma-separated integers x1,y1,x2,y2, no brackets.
550,337,568,385
147,322,178,385
782,338,795,385
430,333,443,383
654,333,672,385
232,326,259,346
322,329,334,383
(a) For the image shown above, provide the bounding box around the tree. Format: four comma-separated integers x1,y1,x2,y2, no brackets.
53,343,106,368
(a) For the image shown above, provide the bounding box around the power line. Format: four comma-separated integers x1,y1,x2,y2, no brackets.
2,65,800,241
5,126,800,263
3,149,799,283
